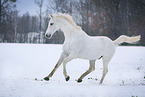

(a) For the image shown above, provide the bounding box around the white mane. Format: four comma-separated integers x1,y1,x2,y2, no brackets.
52,13,81,30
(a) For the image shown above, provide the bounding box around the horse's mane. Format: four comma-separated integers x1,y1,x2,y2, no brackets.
53,13,81,30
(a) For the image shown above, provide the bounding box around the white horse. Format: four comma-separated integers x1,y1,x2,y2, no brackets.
44,13,140,84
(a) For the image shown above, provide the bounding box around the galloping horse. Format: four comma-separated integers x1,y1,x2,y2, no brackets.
44,13,140,84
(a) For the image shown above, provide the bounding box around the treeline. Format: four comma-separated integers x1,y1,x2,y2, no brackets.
0,0,145,45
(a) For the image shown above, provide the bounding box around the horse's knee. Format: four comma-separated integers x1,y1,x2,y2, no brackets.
89,64,95,71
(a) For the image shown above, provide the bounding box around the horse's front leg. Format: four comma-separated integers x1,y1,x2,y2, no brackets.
63,55,74,81
44,52,67,81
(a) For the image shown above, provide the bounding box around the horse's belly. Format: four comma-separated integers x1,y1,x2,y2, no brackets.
78,45,104,60
79,53,102,60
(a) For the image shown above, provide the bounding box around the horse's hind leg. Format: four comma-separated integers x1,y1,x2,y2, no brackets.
44,52,67,81
99,57,112,84
77,60,96,83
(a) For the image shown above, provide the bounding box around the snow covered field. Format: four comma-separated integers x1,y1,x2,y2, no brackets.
0,43,145,97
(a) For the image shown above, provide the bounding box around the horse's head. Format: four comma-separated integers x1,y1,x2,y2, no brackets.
45,13,81,39
45,14,61,39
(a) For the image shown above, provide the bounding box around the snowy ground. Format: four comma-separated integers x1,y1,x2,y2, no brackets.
0,43,145,97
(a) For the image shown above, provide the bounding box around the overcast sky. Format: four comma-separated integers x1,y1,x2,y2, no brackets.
16,0,47,16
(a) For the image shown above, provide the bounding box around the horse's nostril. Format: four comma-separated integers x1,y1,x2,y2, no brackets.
46,34,48,37
46,34,51,38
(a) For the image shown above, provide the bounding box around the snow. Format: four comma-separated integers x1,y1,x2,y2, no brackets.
0,43,145,97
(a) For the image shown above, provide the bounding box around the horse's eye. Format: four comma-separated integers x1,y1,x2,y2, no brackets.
50,23,54,25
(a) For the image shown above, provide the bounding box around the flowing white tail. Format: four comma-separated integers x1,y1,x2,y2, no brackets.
114,35,141,46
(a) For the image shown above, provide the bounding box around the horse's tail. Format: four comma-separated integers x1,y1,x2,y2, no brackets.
114,35,141,46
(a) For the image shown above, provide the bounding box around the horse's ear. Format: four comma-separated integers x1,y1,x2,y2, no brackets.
50,14,53,18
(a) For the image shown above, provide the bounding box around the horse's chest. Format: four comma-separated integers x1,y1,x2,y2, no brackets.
62,43,71,55
62,41,80,55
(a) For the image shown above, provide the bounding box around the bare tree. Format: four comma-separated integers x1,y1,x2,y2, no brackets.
11,10,18,42
35,0,44,43
31,16,38,32
0,0,17,40
0,0,17,22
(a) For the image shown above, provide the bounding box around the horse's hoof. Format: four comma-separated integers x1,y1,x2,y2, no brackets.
77,79,82,83
44,77,49,81
99,82,102,85
65,76,70,81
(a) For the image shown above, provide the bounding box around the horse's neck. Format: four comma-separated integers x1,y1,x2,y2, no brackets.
61,21,82,42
